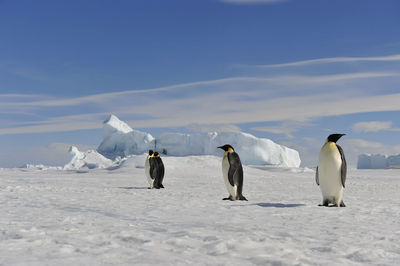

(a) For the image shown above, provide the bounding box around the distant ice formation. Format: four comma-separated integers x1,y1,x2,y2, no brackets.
357,154,400,169
64,146,116,170
97,115,154,159
64,115,301,169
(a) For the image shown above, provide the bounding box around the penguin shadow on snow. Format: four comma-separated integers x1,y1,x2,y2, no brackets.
118,186,149,190
230,202,305,208
254,203,305,208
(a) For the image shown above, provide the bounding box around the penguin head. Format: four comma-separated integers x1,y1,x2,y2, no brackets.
148,150,154,156
154,152,160,158
326,134,346,143
218,144,234,152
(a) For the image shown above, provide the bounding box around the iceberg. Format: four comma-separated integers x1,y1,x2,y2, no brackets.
94,115,301,167
357,153,400,169
64,146,115,170
155,131,300,167
97,115,154,159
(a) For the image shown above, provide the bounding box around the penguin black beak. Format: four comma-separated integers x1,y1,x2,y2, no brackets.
217,146,223,150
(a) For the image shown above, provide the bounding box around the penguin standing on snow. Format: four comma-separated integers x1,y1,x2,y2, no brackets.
316,134,347,207
145,150,155,188
153,152,165,189
144,150,165,189
218,144,247,201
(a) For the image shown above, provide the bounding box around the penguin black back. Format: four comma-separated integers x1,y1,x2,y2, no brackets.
153,152,165,189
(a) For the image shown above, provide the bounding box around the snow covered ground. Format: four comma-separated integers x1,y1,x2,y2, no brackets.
1,155,399,265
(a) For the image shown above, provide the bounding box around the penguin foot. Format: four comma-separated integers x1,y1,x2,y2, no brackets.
340,201,346,207
238,195,248,201
223,196,233,201
159,184,165,188
318,199,329,207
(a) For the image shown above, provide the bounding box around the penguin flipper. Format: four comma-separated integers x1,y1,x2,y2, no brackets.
315,166,319,186
157,157,165,179
155,157,165,188
337,144,347,188
150,157,157,181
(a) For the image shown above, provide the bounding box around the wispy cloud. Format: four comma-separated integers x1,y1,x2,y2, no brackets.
1,53,400,136
352,121,400,133
258,54,400,68
1,72,397,111
186,123,241,133
252,120,314,138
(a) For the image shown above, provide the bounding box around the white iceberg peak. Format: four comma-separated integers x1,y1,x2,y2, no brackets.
64,146,115,170
98,115,154,159
103,114,133,135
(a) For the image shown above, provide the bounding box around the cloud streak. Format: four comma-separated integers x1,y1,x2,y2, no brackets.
352,121,400,133
1,72,397,111
258,54,400,68
1,54,399,136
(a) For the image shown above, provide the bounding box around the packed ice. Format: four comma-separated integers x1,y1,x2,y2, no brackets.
357,153,400,169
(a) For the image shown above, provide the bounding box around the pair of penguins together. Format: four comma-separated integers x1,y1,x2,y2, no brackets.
146,134,347,207
144,145,246,200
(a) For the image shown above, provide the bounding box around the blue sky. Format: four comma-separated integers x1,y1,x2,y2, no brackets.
1,0,400,167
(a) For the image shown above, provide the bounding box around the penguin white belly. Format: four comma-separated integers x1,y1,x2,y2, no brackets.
222,155,237,198
145,158,154,187
318,143,343,202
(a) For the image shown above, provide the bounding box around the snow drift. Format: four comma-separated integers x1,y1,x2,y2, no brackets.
65,115,301,169
357,153,400,169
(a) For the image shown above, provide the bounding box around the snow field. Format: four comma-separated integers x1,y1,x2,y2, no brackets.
0,155,399,265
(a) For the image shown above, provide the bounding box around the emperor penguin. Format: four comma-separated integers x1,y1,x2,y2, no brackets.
145,150,155,188
218,144,247,201
145,150,165,189
316,134,347,207
153,152,165,189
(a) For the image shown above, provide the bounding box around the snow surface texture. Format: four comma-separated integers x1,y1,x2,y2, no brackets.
1,155,399,265
95,115,300,167
357,154,400,169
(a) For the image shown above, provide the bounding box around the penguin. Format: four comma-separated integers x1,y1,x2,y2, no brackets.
218,144,247,201
145,150,165,189
145,150,155,189
153,152,165,189
316,134,347,207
